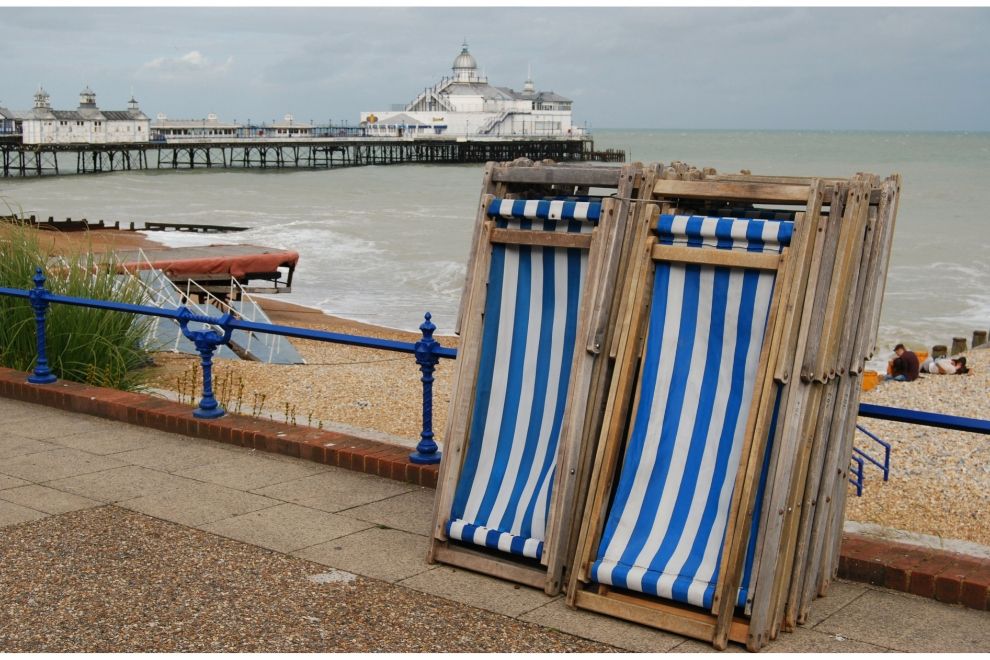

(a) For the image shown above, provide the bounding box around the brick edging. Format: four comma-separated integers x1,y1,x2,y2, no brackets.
838,532,989,610
0,367,438,488
2,367,987,611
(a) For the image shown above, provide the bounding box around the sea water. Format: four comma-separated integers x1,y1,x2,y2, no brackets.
1,129,987,349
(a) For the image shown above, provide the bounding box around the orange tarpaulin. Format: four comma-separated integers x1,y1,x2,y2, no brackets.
114,245,299,279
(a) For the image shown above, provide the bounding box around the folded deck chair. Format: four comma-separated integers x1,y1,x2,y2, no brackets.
569,206,803,646
429,194,625,594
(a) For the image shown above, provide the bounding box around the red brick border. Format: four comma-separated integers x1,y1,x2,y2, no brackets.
1,367,987,611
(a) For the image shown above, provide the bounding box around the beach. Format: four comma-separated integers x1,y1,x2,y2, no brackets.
13,223,990,549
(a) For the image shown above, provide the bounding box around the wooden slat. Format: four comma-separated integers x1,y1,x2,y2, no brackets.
455,167,497,335
574,590,750,646
432,543,546,589
493,165,623,187
489,227,593,250
653,179,813,204
651,243,782,271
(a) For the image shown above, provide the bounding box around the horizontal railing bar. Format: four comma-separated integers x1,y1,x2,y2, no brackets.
858,403,990,435
0,287,457,359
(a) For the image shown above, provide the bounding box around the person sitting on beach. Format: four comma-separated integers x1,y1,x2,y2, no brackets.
920,356,969,375
884,343,920,382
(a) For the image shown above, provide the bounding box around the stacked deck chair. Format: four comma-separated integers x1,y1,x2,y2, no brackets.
569,169,832,649
429,160,646,595
568,167,900,650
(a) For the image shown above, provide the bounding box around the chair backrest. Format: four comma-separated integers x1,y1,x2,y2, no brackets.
590,213,793,608
445,197,601,560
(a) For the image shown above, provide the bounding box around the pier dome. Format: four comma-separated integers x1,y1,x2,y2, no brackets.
452,42,482,82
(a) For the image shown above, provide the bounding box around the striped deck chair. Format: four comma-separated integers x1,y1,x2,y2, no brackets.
430,194,623,594
570,206,801,646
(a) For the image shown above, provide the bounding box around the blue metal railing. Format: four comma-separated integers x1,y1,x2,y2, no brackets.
849,455,866,497
2,267,989,472
0,268,455,464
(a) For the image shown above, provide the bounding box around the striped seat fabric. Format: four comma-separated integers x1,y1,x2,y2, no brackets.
590,214,792,608
445,198,599,560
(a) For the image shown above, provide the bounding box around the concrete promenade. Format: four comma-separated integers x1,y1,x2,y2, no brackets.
1,397,988,652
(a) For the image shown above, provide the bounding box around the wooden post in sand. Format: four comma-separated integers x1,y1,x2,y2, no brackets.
931,344,948,358
972,330,987,349
950,337,967,355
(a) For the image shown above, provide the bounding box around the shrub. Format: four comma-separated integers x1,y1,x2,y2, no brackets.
0,221,153,391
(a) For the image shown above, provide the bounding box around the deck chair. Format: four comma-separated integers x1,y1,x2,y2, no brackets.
568,179,825,649
429,164,641,595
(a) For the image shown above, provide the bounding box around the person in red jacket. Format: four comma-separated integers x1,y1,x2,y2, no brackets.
886,343,920,382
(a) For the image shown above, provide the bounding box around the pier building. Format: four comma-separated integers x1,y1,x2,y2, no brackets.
0,104,17,135
20,87,150,145
359,43,581,138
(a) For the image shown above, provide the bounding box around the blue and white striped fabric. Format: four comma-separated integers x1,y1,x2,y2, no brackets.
488,198,601,222
656,214,793,253
590,214,793,609
445,199,597,560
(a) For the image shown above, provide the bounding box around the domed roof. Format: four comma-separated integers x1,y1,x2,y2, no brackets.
452,42,477,71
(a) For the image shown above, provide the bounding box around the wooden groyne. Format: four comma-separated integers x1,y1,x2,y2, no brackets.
1,214,247,233
0,136,624,177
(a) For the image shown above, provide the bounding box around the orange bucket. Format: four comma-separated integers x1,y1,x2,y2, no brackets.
861,370,880,392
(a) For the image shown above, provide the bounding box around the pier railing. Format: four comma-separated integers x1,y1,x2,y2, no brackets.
2,267,987,472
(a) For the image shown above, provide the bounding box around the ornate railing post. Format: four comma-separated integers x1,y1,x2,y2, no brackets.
27,267,57,384
410,312,442,464
177,307,234,419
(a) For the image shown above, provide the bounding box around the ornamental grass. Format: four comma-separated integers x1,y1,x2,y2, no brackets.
0,220,153,391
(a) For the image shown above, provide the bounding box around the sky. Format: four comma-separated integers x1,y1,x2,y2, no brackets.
1,6,989,131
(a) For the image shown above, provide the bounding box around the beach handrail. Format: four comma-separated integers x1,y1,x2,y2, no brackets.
0,267,456,463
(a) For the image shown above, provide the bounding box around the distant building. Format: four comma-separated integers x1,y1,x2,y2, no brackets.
0,104,17,134
151,113,241,139
360,42,583,138
20,87,150,145
149,113,313,140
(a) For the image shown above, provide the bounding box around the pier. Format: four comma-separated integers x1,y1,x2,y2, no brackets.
0,135,613,177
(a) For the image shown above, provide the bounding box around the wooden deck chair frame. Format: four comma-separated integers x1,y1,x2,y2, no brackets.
429,161,644,595
567,178,828,649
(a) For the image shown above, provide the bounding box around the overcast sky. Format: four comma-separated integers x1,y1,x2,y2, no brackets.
2,6,988,131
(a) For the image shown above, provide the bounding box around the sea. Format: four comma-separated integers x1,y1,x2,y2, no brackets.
2,129,988,352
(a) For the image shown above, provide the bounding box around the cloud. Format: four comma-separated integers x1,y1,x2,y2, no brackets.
138,50,234,80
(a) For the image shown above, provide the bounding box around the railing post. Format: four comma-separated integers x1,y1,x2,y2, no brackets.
177,308,233,419
27,267,57,384
410,312,442,465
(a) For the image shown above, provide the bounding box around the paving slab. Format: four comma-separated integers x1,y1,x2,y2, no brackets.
337,487,436,536
0,474,31,490
670,638,746,653
0,398,50,423
43,426,175,455
760,626,891,653
199,503,371,553
814,586,990,652
113,442,246,473
6,412,113,439
800,578,869,627
0,484,101,514
295,527,434,583
398,565,559,618
121,480,279,526
520,597,685,652
252,469,415,513
0,499,48,528
0,448,127,482
0,435,62,460
178,453,329,491
47,465,202,503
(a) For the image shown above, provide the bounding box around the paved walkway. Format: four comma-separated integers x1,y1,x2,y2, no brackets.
1,398,988,652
